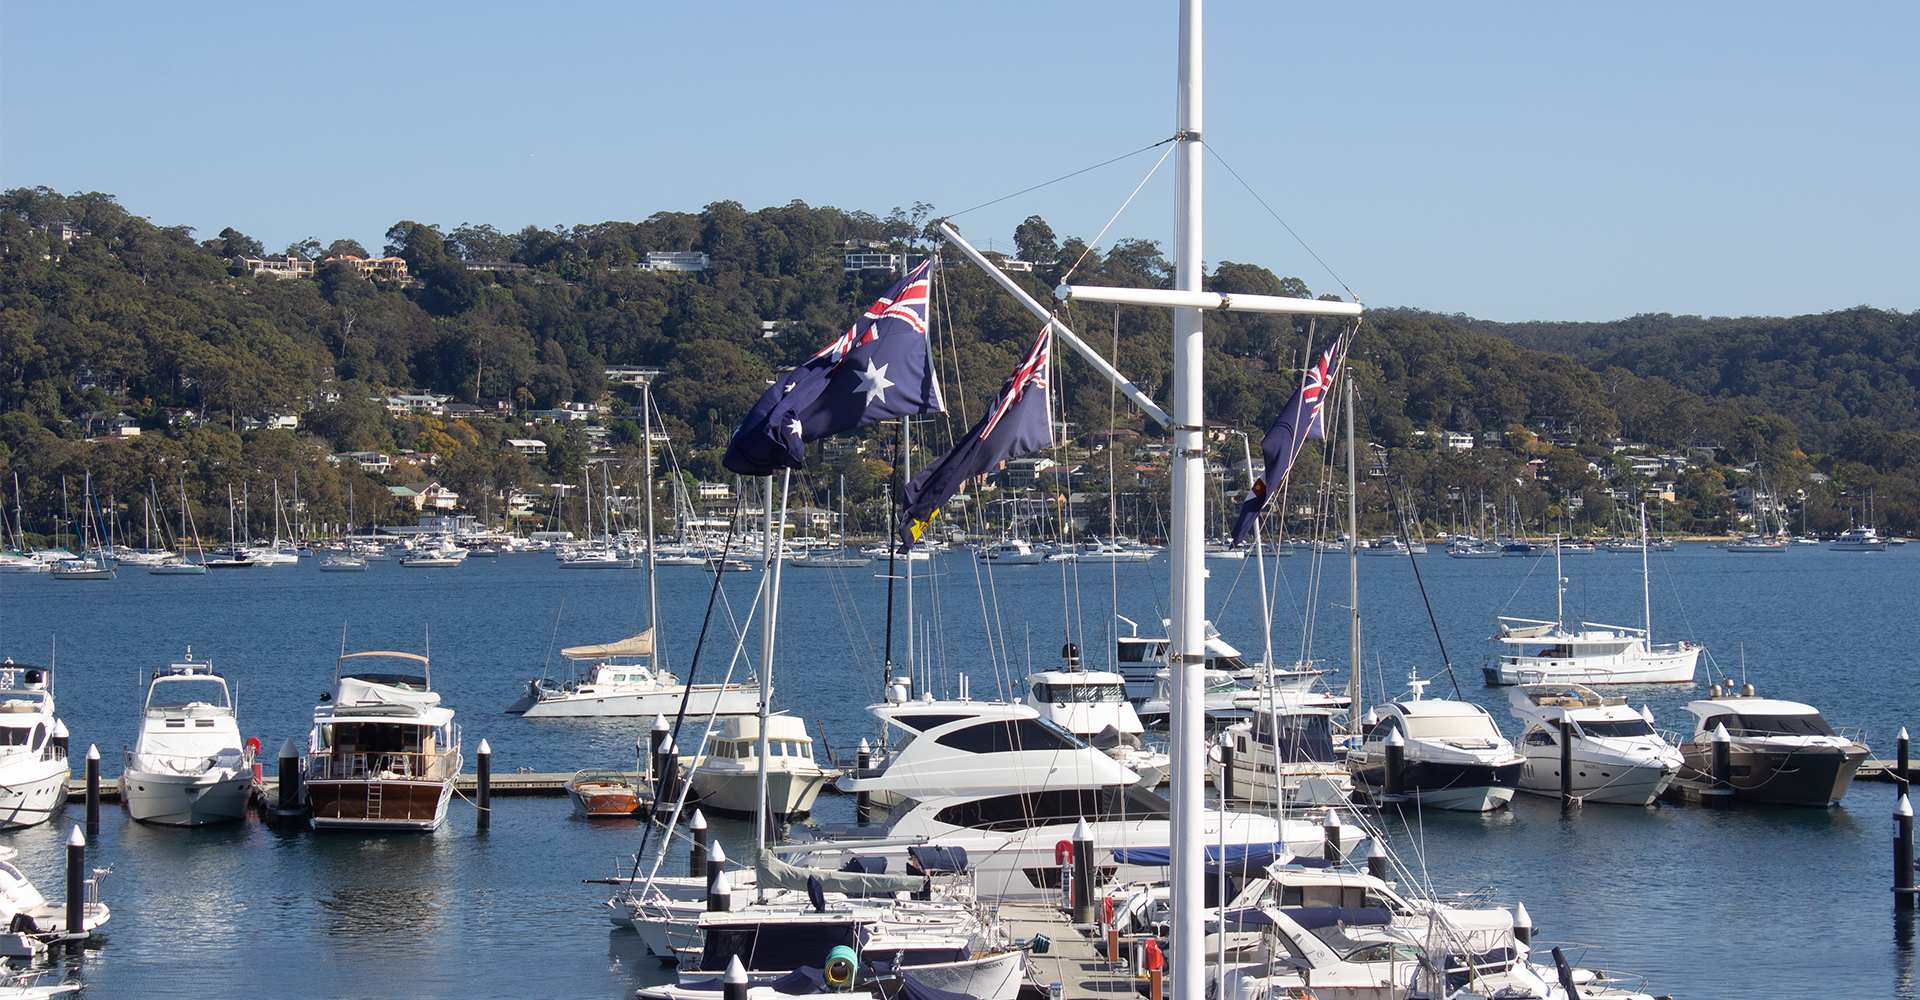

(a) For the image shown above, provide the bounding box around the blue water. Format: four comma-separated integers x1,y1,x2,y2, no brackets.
1,544,1915,998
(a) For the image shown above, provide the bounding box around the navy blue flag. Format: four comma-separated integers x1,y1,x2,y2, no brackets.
1227,333,1346,547
897,325,1054,548
723,260,943,476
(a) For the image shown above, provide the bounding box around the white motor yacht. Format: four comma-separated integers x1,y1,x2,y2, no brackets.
978,539,1044,565
683,713,838,820
1114,618,1254,704
304,650,462,831
1678,689,1869,806
1347,676,1524,812
1137,667,1257,730
1484,535,1700,685
1506,683,1680,806
1209,690,1354,805
0,664,70,830
1023,661,1168,786
122,653,254,826
504,629,761,718
795,696,1367,902
1829,526,1889,551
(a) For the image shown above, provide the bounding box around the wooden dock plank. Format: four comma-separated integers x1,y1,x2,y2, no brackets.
997,903,1141,1000
69,771,582,804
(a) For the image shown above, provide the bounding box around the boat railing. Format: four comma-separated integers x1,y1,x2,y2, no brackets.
306,748,461,781
124,746,249,774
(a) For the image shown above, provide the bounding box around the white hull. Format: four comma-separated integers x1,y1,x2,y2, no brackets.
1488,646,1700,685
1410,783,1515,812
686,765,832,819
0,763,69,830
1516,751,1673,806
121,768,252,826
510,684,761,718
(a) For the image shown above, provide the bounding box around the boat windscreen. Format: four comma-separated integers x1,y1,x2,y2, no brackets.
1034,682,1127,704
1728,713,1838,738
1577,719,1655,738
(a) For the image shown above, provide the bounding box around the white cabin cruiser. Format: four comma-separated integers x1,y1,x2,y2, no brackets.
1486,618,1702,686
0,664,69,830
1023,660,1167,786
794,698,1366,902
1209,690,1354,806
978,539,1043,565
1506,683,1680,806
1679,690,1869,806
684,713,838,821
1348,677,1524,812
505,629,761,718
304,650,462,831
1829,525,1888,551
1114,619,1253,703
122,653,254,826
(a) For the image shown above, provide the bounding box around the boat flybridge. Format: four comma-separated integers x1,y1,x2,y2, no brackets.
504,629,761,718
304,650,462,832
1024,647,1168,786
122,653,254,826
0,663,70,830
787,692,1367,903
1348,675,1524,812
1506,683,1681,806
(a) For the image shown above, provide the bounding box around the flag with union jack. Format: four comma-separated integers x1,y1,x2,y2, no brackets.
1227,329,1349,547
725,260,943,475
897,324,1054,548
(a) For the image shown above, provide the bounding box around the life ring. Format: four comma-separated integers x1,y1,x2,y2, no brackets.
1055,840,1074,865
245,736,262,757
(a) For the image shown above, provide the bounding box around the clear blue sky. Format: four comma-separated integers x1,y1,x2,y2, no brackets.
3,1,1913,323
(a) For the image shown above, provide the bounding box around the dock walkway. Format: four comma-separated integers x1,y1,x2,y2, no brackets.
997,903,1143,1000
70,770,578,803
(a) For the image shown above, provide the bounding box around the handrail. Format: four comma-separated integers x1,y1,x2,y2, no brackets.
307,748,461,781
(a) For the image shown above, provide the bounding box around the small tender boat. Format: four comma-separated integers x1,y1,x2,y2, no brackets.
564,768,646,819
318,553,368,573
684,713,838,820
0,664,70,830
122,653,254,826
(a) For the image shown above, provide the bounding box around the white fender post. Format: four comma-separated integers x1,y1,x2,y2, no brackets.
1513,901,1534,945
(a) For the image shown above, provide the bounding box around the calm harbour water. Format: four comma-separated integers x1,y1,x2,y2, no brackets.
1,542,1915,999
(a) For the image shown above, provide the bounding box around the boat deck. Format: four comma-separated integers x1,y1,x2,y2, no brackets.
997,903,1150,1000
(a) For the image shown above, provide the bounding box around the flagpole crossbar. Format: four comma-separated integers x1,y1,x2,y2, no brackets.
1054,283,1363,317
935,221,1174,429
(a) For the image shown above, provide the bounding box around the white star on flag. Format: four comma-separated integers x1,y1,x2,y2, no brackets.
854,360,894,406
786,417,804,439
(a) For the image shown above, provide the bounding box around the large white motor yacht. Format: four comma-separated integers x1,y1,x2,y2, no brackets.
1679,689,1869,806
794,695,1367,902
1485,617,1701,686
0,664,70,830
1506,683,1681,806
304,650,462,831
1347,677,1524,812
122,653,254,826
683,713,838,820
1829,526,1889,551
504,629,761,718
1209,690,1354,806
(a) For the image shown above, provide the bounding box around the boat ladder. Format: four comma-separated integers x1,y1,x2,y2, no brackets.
366,778,382,821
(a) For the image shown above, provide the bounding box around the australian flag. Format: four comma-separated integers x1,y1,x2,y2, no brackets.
724,260,943,476
1227,332,1348,547
897,325,1054,548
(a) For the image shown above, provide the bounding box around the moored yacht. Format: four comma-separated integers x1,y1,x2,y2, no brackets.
122,653,254,825
1208,689,1354,806
683,713,837,820
505,630,761,718
978,539,1044,564
793,696,1366,902
0,664,70,829
304,650,462,831
1484,530,1700,686
1347,676,1524,812
1023,658,1168,786
1678,689,1868,806
1507,682,1680,805
1829,525,1889,551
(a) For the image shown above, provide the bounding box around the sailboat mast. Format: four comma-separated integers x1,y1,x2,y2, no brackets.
1345,377,1361,729
644,380,660,669
1168,4,1206,1000
1641,501,1652,642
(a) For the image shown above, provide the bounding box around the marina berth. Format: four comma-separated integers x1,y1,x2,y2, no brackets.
0,665,70,830
504,629,761,719
303,650,462,831
1506,683,1681,806
121,653,253,826
1677,689,1869,806
1348,677,1525,812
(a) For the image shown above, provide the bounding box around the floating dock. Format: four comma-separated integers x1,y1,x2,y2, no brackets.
69,771,583,804
998,903,1149,1000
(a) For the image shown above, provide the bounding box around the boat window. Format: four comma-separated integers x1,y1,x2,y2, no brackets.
1036,683,1127,704
1730,713,1838,738
1211,655,1250,673
1522,728,1557,747
1365,717,1403,741
1250,713,1338,763
796,742,812,759
890,714,972,734
932,784,1171,832
935,718,1086,755
1402,714,1501,741
1116,642,1149,663
0,727,30,747
1577,719,1654,738
1204,675,1250,695
30,723,44,750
